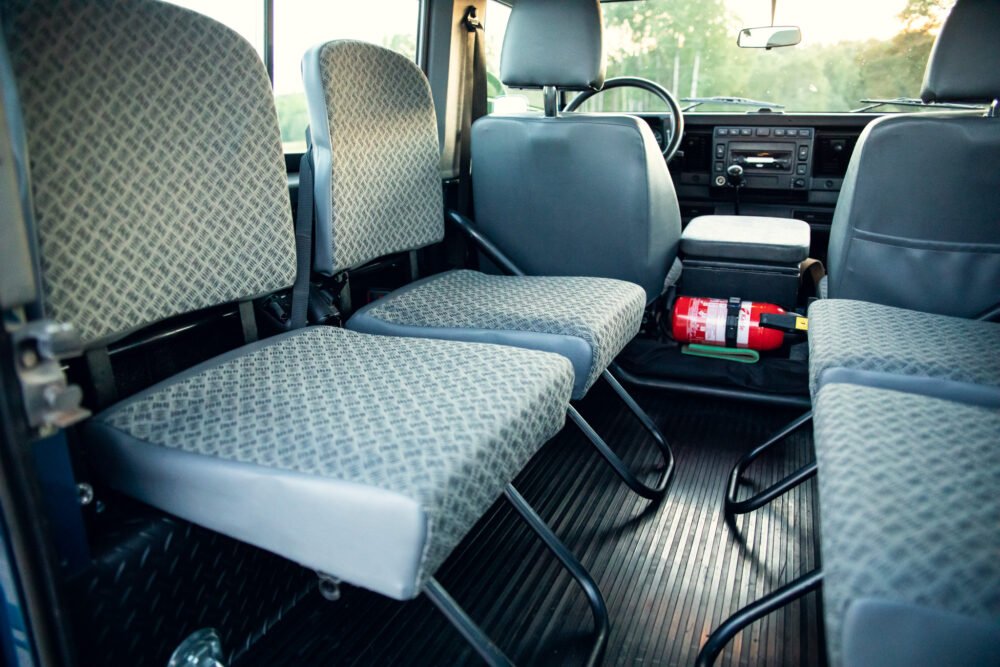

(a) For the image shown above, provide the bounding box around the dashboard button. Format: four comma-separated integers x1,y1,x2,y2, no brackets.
798,146,809,160
798,129,811,137
796,164,808,175
755,128,770,136
718,128,728,136
774,128,785,136
793,178,806,188
715,175,727,187
714,161,725,173
740,128,752,136
716,144,726,158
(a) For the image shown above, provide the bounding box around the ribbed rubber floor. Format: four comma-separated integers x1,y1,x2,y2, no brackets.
239,385,823,667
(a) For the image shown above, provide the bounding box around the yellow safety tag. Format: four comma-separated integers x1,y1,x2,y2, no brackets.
795,316,809,331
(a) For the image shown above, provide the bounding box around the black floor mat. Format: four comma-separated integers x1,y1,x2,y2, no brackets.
238,385,823,667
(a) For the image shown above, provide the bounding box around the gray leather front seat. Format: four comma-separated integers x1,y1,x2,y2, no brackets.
826,0,1000,318
471,0,682,303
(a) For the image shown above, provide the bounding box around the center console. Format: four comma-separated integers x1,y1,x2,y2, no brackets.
711,126,815,191
678,215,812,309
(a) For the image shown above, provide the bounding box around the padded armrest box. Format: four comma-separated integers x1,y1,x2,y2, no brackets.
678,215,811,309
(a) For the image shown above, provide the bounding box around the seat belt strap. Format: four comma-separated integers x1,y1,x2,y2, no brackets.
290,149,315,329
238,299,258,343
457,6,487,214
83,347,117,409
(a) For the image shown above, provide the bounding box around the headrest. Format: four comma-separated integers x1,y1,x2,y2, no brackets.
499,0,605,91
921,0,1000,104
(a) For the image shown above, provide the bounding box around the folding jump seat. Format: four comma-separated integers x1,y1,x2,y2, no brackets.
724,0,1000,518
302,38,674,501
700,372,1000,667
3,1,609,662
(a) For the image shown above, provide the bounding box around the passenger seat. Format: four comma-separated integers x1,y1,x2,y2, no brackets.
302,39,675,499
3,1,606,659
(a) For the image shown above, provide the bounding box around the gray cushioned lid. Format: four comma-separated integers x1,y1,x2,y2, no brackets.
681,215,811,264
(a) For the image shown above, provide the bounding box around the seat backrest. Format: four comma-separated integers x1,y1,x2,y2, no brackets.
302,40,444,276
3,0,296,346
828,0,1000,319
471,0,681,303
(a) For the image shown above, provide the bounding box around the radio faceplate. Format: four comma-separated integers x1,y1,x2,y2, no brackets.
712,127,814,190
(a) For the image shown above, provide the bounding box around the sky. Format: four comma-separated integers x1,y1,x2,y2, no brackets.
728,0,921,44
165,0,924,95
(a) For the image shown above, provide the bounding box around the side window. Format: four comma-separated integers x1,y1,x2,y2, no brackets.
164,1,421,154
485,0,543,113
162,1,265,58
273,1,421,153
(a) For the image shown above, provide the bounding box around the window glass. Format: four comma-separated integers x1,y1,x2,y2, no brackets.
486,0,967,114
163,1,264,58
274,1,421,153
485,1,543,113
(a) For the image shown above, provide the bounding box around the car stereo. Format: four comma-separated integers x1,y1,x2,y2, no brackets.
712,127,815,190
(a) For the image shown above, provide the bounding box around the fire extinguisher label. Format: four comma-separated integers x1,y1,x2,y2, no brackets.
704,299,728,344
737,302,753,348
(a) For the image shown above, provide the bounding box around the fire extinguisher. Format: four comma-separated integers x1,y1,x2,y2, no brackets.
671,296,808,351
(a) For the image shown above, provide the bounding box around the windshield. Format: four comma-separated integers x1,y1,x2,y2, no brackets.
487,0,961,113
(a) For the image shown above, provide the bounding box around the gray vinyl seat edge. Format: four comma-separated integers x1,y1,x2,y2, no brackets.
813,381,1000,667
347,269,646,399
807,299,1000,396
85,326,574,600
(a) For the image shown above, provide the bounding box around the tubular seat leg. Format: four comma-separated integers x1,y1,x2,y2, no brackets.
425,483,609,667
695,570,824,667
724,410,815,516
569,364,676,500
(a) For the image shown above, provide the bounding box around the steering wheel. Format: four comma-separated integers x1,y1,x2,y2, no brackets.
564,76,685,163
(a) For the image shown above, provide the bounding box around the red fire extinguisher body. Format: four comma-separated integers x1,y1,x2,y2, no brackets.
672,296,787,351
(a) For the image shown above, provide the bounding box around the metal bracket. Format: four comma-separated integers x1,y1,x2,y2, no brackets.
317,572,342,601
11,320,89,436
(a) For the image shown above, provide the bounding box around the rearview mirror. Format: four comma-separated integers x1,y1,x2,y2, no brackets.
737,26,802,49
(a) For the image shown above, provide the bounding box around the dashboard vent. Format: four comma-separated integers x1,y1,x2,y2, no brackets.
813,135,858,178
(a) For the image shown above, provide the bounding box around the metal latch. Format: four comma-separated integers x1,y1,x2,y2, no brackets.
12,320,90,435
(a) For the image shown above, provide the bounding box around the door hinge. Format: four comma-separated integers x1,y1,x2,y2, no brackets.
12,320,90,436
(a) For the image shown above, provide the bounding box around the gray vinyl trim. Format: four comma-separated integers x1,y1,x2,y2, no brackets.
818,367,1000,408
85,419,428,601
302,44,335,276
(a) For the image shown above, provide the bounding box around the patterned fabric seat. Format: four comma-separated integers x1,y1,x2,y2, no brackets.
807,299,1000,396
813,382,1000,667
87,327,573,599
302,41,647,399
7,0,575,603
348,270,646,399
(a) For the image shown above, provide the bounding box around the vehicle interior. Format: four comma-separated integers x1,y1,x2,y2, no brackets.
0,0,997,665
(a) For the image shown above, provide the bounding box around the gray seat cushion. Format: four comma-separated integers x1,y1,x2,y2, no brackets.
85,326,574,601
346,270,646,399
680,215,811,264
807,299,1000,397
813,382,1000,667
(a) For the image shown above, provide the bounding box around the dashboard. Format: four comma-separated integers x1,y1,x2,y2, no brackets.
641,113,878,261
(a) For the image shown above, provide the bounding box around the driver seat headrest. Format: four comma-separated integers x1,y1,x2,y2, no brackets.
920,0,1000,104
499,0,606,91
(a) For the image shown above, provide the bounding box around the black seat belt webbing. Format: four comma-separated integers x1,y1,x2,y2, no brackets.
457,6,487,215
238,299,259,343
290,149,315,329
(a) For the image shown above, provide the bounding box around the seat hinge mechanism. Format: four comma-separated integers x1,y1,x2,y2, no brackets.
12,320,90,436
